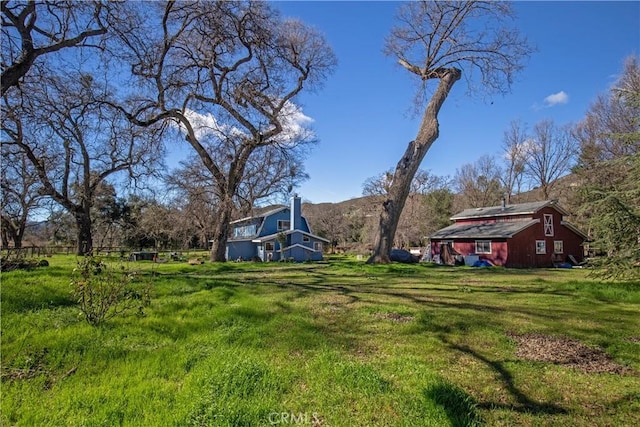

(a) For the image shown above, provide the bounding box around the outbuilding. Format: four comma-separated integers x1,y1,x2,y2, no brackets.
429,200,587,268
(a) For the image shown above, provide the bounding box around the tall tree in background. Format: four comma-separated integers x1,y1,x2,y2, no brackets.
523,119,575,200
363,168,453,247
368,0,532,263
1,0,109,95
454,155,504,208
116,1,336,261
501,119,528,202
2,71,162,255
574,55,640,281
0,148,43,247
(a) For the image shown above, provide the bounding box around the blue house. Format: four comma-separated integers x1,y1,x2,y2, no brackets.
226,195,329,262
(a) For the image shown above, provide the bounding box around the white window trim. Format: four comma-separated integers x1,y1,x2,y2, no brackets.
314,242,323,252
543,214,554,237
554,240,564,254
536,240,546,254
475,240,492,254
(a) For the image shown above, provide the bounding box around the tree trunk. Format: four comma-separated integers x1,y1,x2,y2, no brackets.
75,211,93,256
1,230,9,248
13,234,23,249
210,201,233,262
368,68,461,264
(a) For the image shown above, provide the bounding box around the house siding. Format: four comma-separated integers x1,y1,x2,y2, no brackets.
226,240,257,261
449,240,509,266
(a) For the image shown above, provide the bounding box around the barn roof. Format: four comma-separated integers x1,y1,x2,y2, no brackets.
429,219,539,240
451,200,568,221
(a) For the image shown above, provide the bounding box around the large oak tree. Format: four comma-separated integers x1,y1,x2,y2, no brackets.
115,1,336,261
2,71,162,255
1,0,108,95
368,0,532,263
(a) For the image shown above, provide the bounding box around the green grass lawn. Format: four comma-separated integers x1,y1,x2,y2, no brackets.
2,255,639,426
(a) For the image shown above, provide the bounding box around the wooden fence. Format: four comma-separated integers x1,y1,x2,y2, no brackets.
1,246,209,259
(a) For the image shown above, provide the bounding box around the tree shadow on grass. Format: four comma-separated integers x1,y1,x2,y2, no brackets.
441,336,568,416
425,381,484,427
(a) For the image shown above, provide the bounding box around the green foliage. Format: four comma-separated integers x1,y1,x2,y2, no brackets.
2,256,640,426
580,155,640,281
575,55,640,281
70,256,150,326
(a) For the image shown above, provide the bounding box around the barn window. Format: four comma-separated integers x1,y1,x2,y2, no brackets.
475,240,492,254
554,240,564,254
265,242,274,251
314,242,323,251
536,240,546,254
543,214,554,236
277,220,290,231
303,235,310,242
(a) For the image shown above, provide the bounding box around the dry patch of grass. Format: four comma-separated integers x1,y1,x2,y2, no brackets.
508,332,632,375
372,312,415,323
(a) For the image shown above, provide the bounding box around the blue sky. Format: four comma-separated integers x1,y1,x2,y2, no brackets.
264,1,640,204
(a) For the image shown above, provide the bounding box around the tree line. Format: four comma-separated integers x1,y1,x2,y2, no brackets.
2,2,638,278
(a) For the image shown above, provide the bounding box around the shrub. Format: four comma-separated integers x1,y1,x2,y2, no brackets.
70,256,150,326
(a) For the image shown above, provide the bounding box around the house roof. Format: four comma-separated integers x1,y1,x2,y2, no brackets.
252,229,330,243
429,219,540,240
230,206,287,224
451,200,568,220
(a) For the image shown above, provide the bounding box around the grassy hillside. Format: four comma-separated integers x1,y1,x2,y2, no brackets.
2,256,639,426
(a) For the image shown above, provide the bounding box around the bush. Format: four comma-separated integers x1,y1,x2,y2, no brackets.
70,256,151,326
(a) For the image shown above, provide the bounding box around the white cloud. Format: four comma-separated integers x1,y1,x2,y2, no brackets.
178,102,314,145
543,91,569,107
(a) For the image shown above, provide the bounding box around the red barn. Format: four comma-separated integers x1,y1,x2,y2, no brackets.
429,200,588,268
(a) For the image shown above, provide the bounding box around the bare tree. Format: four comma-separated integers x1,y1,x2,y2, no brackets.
2,71,163,255
524,119,575,200
362,169,394,196
166,157,218,248
303,203,346,253
115,1,336,261
501,119,528,202
575,55,640,169
0,148,43,247
1,1,109,96
454,155,504,208
235,144,310,216
363,168,452,248
368,0,532,263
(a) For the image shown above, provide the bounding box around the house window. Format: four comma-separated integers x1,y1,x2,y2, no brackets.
536,240,546,254
543,214,554,236
233,224,256,238
265,242,274,251
277,220,290,231
475,240,492,254
303,235,310,242
314,242,323,252
554,240,564,254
